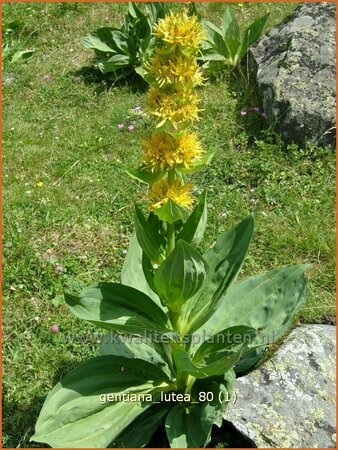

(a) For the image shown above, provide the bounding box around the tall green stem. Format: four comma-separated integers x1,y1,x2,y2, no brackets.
166,169,176,256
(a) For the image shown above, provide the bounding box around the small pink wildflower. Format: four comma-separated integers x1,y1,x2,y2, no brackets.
128,124,135,131
49,324,59,334
253,106,260,113
117,123,124,129
261,112,267,118
240,110,247,116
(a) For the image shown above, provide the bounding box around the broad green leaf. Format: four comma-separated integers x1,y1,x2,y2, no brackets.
173,327,256,378
135,66,156,85
31,356,171,448
221,6,233,35
110,30,134,55
81,27,118,52
142,252,159,298
224,7,241,59
198,49,225,62
65,282,172,336
102,54,131,72
179,148,217,173
121,233,161,305
128,2,147,21
113,403,170,447
177,190,207,246
154,240,209,312
201,264,310,346
234,347,266,376
238,14,269,59
193,326,257,375
134,16,152,40
172,349,208,379
11,49,34,63
100,332,172,378
165,403,212,448
180,216,254,334
153,199,187,224
126,165,165,184
191,370,236,427
145,2,169,22
204,21,230,59
135,205,165,263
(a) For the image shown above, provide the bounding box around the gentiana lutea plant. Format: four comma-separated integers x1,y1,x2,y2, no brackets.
32,10,309,449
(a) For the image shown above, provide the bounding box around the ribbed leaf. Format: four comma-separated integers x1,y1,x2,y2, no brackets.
201,264,309,350
81,28,116,52
238,14,269,59
204,21,230,59
234,347,266,376
172,349,208,379
179,216,254,334
100,332,172,378
65,282,172,336
135,206,165,264
121,233,162,306
165,403,212,448
173,326,256,378
31,356,171,448
153,199,187,224
193,325,257,375
113,403,170,448
102,54,131,72
126,165,165,185
221,6,233,35
177,191,207,246
154,240,209,312
191,370,236,427
224,8,241,58
179,148,217,173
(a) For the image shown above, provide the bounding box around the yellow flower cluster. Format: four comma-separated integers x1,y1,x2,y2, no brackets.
142,10,206,212
154,10,205,51
148,88,201,130
145,53,204,88
148,178,193,210
142,132,203,172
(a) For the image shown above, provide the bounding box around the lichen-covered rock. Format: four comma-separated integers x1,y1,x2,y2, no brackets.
249,2,336,147
226,325,336,448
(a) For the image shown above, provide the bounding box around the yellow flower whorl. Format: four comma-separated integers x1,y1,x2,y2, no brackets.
148,178,193,210
148,87,201,129
153,10,205,51
142,132,203,172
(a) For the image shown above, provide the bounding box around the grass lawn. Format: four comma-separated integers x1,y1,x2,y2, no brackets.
2,2,335,448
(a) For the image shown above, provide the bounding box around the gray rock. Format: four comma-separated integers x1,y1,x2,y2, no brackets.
226,325,336,448
249,3,336,147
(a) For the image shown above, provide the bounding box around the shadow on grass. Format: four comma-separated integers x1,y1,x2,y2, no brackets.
2,357,80,449
72,65,148,94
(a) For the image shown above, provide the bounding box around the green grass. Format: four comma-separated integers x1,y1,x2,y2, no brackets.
2,2,335,448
